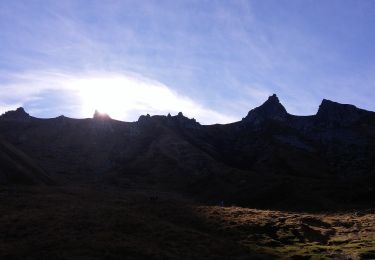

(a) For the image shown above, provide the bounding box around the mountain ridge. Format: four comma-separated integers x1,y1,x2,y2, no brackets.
0,94,374,210
2,94,374,126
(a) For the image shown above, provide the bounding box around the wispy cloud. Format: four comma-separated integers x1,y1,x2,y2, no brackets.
1,0,374,120
0,70,237,124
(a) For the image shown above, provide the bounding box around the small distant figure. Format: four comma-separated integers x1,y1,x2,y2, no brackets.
220,201,224,207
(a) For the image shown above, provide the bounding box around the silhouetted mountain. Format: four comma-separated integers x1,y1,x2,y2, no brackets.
1,95,375,259
316,99,372,126
243,94,288,124
1,107,31,121
0,95,374,210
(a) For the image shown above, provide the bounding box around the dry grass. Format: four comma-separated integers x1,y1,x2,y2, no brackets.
194,206,375,259
0,186,263,260
0,185,374,259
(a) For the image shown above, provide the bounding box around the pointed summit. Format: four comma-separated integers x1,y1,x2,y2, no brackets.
15,107,26,113
243,94,288,124
266,93,280,103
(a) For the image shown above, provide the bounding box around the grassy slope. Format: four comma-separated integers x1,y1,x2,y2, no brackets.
0,185,374,260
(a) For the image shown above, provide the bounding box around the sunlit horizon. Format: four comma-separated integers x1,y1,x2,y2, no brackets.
0,71,237,124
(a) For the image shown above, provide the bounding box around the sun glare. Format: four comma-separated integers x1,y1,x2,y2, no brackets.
75,76,147,120
78,78,120,117
73,75,194,121
9,71,236,124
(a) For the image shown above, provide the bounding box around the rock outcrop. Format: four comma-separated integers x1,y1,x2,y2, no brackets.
0,107,31,121
243,94,288,125
316,99,371,127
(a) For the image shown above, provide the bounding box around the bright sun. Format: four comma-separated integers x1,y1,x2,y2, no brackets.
76,77,138,119
79,82,117,116
1,71,235,124
73,75,186,120
61,73,234,123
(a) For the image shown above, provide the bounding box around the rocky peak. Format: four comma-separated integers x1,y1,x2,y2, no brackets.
165,112,200,129
243,94,288,124
267,93,280,103
137,114,153,126
138,113,151,120
0,107,31,121
16,107,27,113
318,99,356,113
316,99,369,126
93,110,111,120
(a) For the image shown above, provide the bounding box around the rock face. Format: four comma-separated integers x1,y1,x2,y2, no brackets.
243,94,288,125
316,99,370,127
167,112,200,129
0,107,31,121
0,96,374,210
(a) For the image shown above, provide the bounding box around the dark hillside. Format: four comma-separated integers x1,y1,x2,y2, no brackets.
0,95,374,210
0,136,52,185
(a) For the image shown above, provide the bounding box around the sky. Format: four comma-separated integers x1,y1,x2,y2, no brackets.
1,0,375,124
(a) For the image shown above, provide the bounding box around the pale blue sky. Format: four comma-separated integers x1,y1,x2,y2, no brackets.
1,0,374,123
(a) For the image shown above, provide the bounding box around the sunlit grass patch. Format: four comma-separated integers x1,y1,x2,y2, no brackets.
194,205,375,259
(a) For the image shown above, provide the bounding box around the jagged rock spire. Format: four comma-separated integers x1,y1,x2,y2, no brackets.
243,94,288,124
